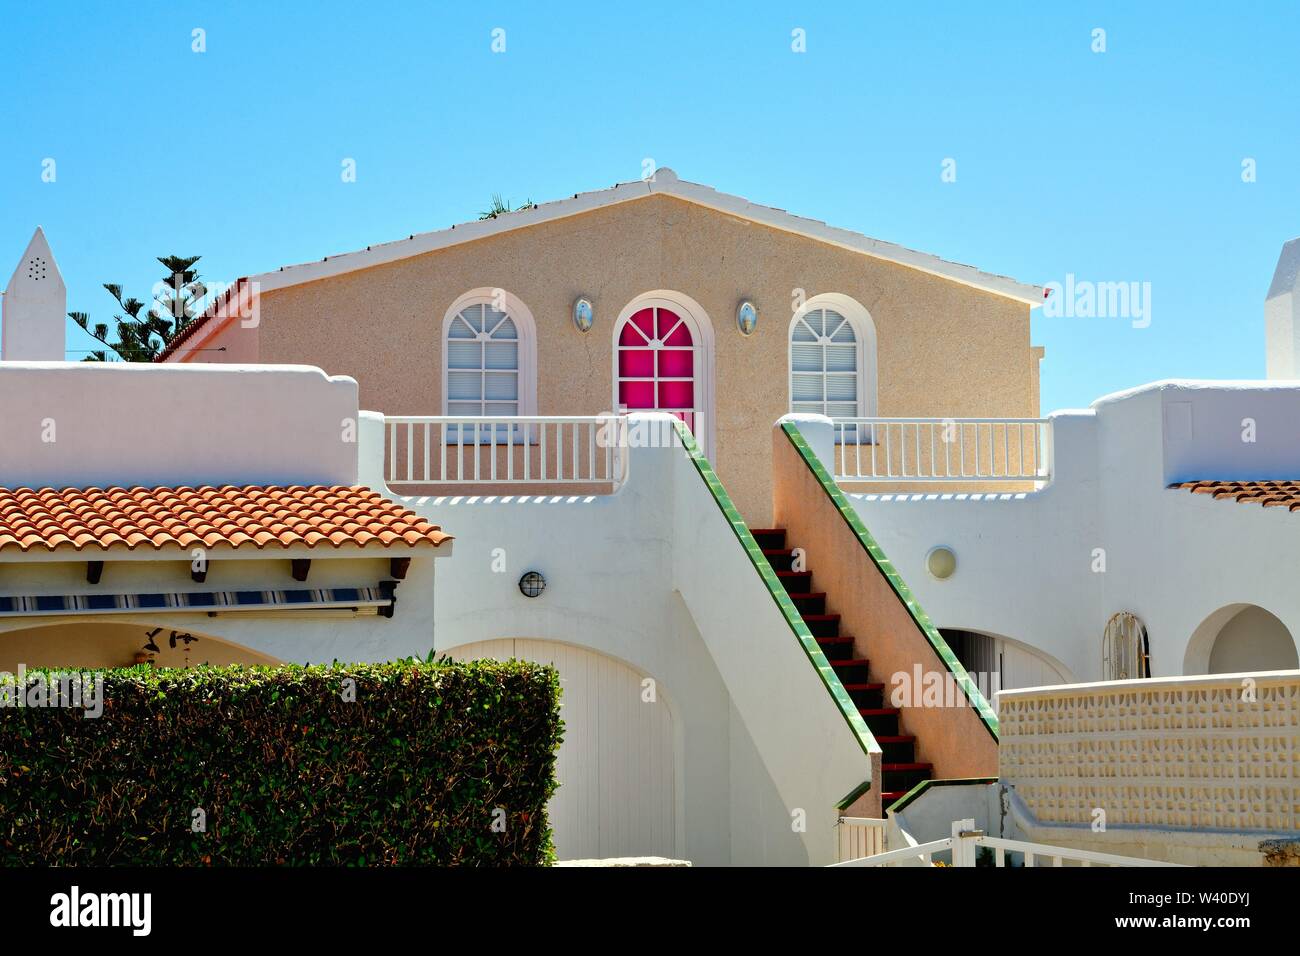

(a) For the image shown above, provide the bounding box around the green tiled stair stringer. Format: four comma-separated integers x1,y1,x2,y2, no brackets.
671,422,882,788
781,423,1000,741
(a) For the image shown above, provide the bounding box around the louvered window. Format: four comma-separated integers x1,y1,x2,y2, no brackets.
445,302,520,417
790,308,859,418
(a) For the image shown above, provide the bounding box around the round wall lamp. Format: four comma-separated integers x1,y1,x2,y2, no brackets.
518,570,547,598
736,300,758,336
573,297,594,333
925,546,957,580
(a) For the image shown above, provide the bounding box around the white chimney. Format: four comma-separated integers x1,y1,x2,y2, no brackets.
2,227,66,362
1266,237,1300,379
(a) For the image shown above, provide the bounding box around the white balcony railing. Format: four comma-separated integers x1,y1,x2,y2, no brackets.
832,819,1182,867
384,416,629,489
831,418,1052,484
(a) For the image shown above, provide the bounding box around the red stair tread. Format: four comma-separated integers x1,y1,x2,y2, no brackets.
760,520,939,818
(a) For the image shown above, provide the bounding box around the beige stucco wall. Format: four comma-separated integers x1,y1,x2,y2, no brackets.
173,312,260,362
217,195,1035,523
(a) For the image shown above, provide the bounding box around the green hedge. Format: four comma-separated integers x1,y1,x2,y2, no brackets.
0,658,562,865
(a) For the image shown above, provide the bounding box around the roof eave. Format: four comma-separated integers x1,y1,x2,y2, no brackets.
243,172,1048,305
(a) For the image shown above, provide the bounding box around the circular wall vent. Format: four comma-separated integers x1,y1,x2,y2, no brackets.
26,257,48,281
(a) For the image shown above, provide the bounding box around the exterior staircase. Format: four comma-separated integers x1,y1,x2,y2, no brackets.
751,527,933,806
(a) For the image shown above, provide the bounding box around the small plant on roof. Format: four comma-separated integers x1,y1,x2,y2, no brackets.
71,255,207,362
479,193,537,220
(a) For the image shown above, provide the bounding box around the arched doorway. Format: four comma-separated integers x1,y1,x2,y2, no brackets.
446,638,678,861
1184,604,1299,674
613,291,715,458
941,627,1073,709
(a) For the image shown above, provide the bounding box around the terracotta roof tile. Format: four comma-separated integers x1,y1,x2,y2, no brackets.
1171,480,1300,512
0,485,451,554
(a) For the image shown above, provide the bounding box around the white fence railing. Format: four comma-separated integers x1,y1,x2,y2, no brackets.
832,819,1183,867
836,817,887,863
384,416,629,489
831,418,1052,484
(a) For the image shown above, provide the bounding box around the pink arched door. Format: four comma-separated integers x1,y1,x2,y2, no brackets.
616,305,700,440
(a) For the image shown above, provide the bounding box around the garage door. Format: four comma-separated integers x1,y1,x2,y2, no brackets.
446,639,676,860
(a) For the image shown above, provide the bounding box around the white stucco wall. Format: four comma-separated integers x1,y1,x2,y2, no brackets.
845,381,1300,683
0,361,360,488
400,414,873,866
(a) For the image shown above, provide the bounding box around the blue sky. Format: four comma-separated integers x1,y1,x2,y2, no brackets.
2,1,1297,412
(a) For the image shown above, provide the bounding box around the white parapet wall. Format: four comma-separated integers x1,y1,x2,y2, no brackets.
0,361,361,488
999,671,1300,864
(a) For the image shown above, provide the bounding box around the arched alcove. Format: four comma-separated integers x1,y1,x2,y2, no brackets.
0,620,281,673
1184,604,1298,675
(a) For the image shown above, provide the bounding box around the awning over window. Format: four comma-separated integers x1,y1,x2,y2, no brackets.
0,584,396,618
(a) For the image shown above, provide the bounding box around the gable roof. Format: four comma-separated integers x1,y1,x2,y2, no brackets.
159,168,1046,361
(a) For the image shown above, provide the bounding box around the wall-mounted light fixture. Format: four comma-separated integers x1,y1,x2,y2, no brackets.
925,546,957,580
519,570,547,598
736,300,758,336
573,297,594,333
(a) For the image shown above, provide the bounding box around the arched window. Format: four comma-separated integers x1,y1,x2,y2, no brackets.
788,294,877,422
1102,611,1151,680
442,289,537,419
613,291,715,457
